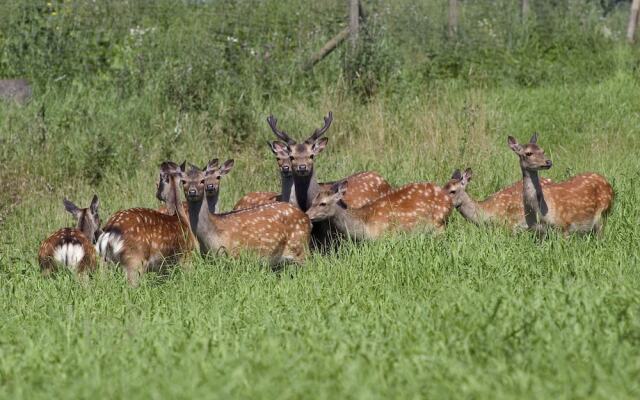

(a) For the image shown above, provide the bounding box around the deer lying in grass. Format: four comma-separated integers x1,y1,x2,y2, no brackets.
184,159,311,264
96,161,196,286
443,168,552,229
38,195,101,277
306,180,452,241
233,112,392,211
507,133,614,236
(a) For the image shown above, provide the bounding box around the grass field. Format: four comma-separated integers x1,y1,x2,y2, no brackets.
2,67,640,398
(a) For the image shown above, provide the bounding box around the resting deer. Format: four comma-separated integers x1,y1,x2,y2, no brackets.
306,180,452,241
38,195,101,277
96,161,197,286
507,133,614,236
184,159,311,264
443,168,552,229
233,112,392,211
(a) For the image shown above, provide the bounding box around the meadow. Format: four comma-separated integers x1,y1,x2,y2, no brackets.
2,1,640,399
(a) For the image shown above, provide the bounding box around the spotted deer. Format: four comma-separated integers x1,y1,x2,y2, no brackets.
38,195,101,277
184,159,311,264
233,113,392,211
306,180,452,241
508,133,614,236
96,161,197,285
443,168,552,229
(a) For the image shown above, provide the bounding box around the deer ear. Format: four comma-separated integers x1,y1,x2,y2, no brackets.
451,169,462,180
529,132,538,144
508,136,523,154
63,198,81,217
270,141,290,158
333,180,348,197
206,158,219,172
90,195,100,214
312,137,328,155
218,159,235,176
462,168,473,184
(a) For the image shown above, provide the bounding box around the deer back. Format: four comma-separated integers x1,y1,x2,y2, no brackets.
334,171,392,208
233,191,280,211
480,177,553,225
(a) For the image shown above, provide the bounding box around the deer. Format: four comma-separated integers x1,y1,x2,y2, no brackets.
305,180,453,241
507,133,614,236
38,195,101,277
232,112,392,211
443,168,553,229
183,159,311,264
96,161,197,286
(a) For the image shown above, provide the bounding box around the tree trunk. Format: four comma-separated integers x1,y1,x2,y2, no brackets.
304,28,350,70
628,0,640,43
448,0,459,40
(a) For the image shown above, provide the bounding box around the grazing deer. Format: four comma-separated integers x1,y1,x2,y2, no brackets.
507,133,614,236
443,168,552,228
38,195,101,277
184,159,311,264
306,180,452,241
233,113,392,211
96,161,196,286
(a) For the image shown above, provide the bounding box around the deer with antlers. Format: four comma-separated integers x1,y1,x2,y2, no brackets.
96,161,197,285
233,112,392,211
443,168,553,229
507,133,614,236
184,159,311,264
306,180,452,241
38,195,102,277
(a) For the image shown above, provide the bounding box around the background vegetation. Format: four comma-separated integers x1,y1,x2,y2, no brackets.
1,1,639,399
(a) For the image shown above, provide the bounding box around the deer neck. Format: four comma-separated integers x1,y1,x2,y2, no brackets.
456,191,486,224
330,204,371,241
281,173,294,203
167,179,195,245
521,169,548,228
206,191,219,214
187,197,214,253
76,214,95,244
292,168,321,211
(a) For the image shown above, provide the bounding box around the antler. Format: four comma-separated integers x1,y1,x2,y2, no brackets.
266,114,295,145
308,111,333,142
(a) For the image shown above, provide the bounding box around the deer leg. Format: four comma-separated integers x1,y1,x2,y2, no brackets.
122,253,145,287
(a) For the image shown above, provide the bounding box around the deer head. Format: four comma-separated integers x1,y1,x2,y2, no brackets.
306,181,348,222
508,133,552,172
443,168,472,207
266,112,332,176
156,160,186,209
204,159,235,198
63,195,102,242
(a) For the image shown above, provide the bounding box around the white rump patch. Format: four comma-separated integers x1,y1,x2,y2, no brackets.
53,243,85,271
96,231,124,262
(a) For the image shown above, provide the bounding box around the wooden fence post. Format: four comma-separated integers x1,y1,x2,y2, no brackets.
448,0,459,40
628,0,640,43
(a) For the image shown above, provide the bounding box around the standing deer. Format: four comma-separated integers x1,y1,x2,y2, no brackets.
306,180,452,241
507,133,614,236
233,112,392,211
184,159,311,264
96,161,197,286
38,195,101,277
443,168,552,229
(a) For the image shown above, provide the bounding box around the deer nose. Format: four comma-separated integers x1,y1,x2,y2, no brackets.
206,184,215,191
282,165,290,172
297,164,307,171
188,188,197,196
545,160,553,167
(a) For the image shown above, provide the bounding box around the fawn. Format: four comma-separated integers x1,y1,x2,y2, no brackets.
306,180,452,241
38,195,101,277
184,159,311,264
96,161,197,286
233,112,392,211
507,133,614,236
443,168,552,229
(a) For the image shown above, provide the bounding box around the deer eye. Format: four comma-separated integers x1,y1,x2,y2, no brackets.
310,154,314,159
525,152,533,157
449,190,456,195
200,180,205,184
319,202,327,207
289,156,295,161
